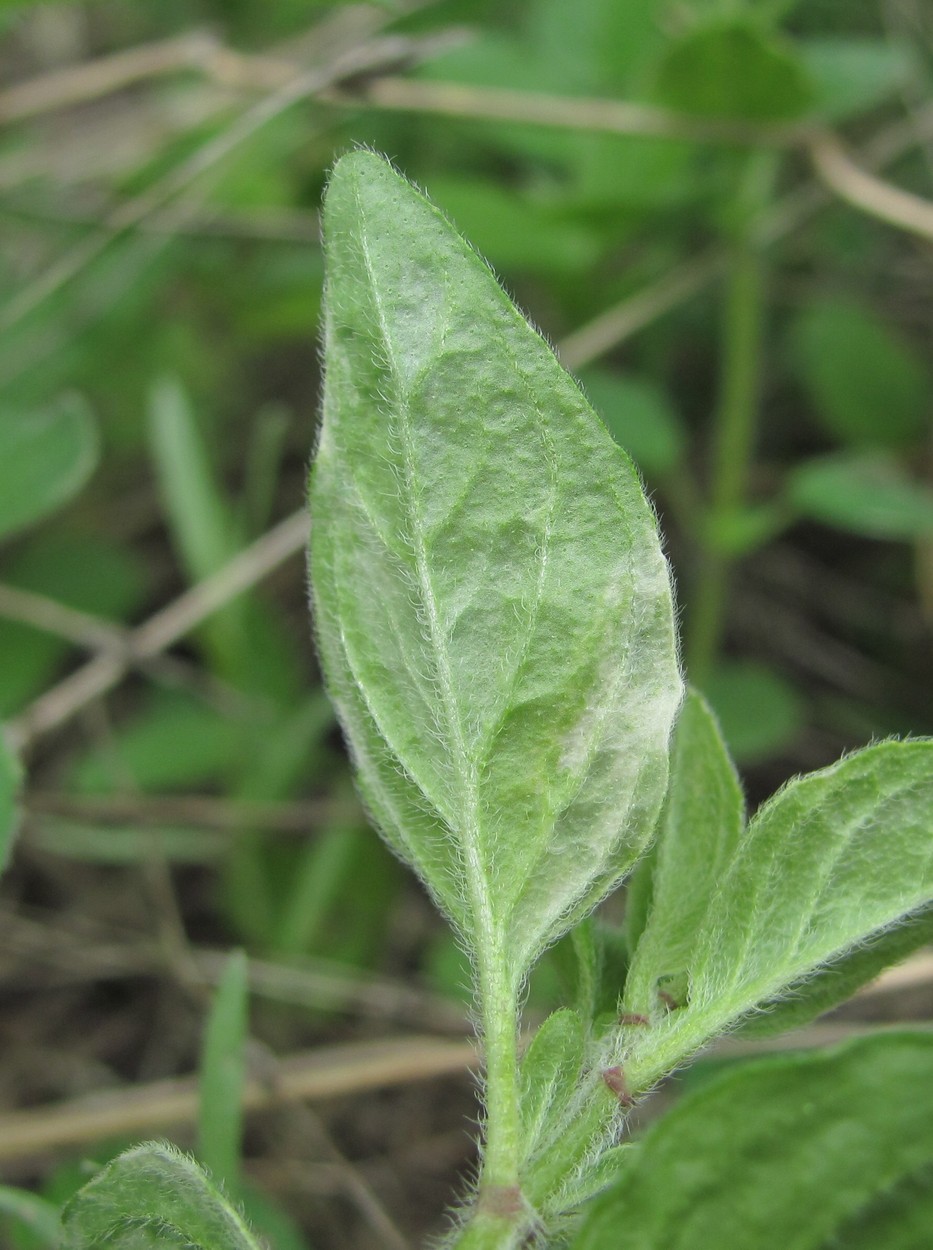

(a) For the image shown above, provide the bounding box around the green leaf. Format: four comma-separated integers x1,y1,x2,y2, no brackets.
68,689,246,795
653,19,815,121
61,1142,262,1250
520,1009,585,1163
573,1033,933,1250
0,734,22,877
149,376,239,583
0,397,98,541
273,821,366,955
787,452,933,541
802,37,916,123
239,1181,312,1250
828,1165,933,1249
623,848,656,965
148,377,250,683
309,152,682,980
0,1184,61,1246
554,1144,632,1212
740,904,933,1038
569,919,600,1023
531,0,667,92
576,370,685,478
787,299,930,448
427,176,602,278
198,950,249,1190
624,690,744,1017
618,737,933,1088
703,660,805,763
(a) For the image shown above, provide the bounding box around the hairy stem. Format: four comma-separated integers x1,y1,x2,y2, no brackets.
450,944,528,1249
480,963,522,1193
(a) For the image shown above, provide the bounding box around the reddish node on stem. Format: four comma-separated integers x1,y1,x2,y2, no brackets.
602,1064,635,1107
478,1184,524,1219
618,1012,650,1027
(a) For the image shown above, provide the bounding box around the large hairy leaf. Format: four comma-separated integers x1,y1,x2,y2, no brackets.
619,736,933,1087
309,151,682,981
574,1033,933,1250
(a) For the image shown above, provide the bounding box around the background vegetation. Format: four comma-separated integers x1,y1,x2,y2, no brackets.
1,0,932,1246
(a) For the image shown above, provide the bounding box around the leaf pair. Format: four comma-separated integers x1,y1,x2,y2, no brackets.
309,152,683,984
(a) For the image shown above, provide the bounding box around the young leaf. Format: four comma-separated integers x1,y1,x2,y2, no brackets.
519,1009,585,1163
60,1142,261,1250
554,1144,632,1213
198,950,249,1190
569,919,600,1023
309,151,682,981
0,397,98,541
623,844,656,963
573,1033,933,1250
619,738,933,1087
623,689,744,1017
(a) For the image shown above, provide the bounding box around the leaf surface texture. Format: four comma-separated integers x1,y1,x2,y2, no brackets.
309,152,682,977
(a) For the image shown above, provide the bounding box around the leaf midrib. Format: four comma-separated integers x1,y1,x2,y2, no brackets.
351,182,495,954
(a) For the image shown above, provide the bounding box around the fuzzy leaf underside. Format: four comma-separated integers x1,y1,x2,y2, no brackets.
620,735,933,1085
574,1033,933,1250
309,151,682,976
60,1143,261,1250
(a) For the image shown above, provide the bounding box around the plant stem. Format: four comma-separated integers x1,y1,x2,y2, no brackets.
478,957,521,1192
686,158,772,685
452,1210,525,1250
451,943,526,1249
